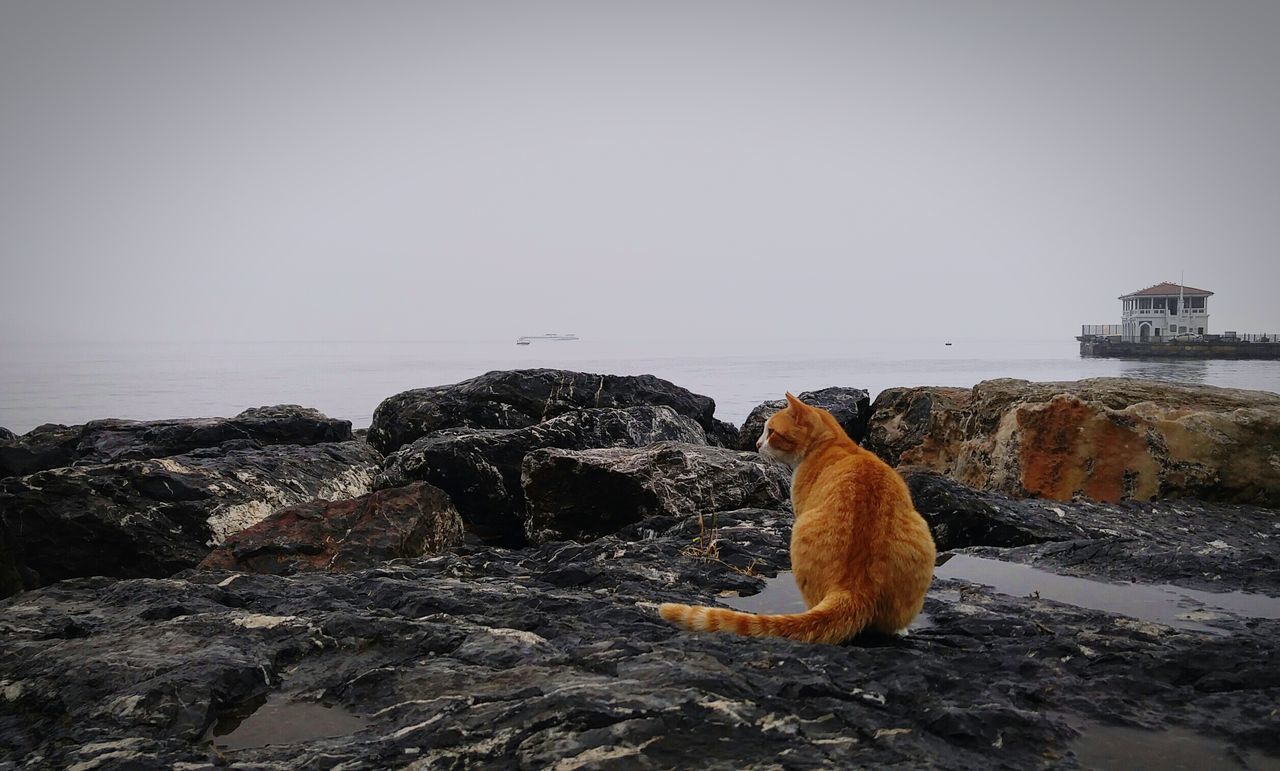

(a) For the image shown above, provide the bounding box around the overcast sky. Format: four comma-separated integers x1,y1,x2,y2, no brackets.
2,1,1278,342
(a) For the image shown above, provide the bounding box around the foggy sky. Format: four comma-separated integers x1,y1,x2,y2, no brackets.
2,1,1278,342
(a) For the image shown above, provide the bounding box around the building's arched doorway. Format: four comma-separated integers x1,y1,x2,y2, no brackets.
1140,322,1151,342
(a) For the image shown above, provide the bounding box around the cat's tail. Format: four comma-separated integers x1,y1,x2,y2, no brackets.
658,591,870,645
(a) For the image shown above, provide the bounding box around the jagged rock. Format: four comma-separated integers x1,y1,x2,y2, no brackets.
199,482,464,575
707,418,741,448
0,441,381,596
521,442,791,543
866,378,1280,507
862,386,972,467
737,386,872,449
0,423,82,479
905,471,1091,551
367,369,719,454
376,407,707,546
0,405,353,478
0,427,13,441
0,502,1277,768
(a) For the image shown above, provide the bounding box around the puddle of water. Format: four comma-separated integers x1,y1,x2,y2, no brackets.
936,554,1280,634
720,572,807,615
1072,724,1280,771
208,691,370,751
717,557,1280,635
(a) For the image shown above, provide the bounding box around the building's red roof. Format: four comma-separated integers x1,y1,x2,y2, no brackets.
1119,282,1214,299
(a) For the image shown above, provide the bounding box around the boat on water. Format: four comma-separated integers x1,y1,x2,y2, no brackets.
516,333,579,345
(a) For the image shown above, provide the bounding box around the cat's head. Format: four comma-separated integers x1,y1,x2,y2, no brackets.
756,392,844,468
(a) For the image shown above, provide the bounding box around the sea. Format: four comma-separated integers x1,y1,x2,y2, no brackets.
1,338,1277,435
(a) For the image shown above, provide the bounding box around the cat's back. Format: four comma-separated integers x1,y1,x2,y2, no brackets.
794,440,913,514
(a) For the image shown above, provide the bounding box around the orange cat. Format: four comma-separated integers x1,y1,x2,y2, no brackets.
660,392,936,644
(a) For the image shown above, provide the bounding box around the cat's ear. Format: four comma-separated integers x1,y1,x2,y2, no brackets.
785,392,806,411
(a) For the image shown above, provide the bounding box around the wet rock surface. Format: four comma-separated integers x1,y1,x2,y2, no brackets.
367,369,719,454
0,441,382,595
376,407,707,546
907,471,1280,594
1,508,1277,769
737,386,872,449
0,405,353,478
866,378,1280,507
521,442,792,543
199,482,464,575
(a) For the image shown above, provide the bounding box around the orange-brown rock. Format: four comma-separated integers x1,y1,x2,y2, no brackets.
198,482,463,574
865,378,1280,506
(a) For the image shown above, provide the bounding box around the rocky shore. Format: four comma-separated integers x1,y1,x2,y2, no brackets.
1,370,1277,768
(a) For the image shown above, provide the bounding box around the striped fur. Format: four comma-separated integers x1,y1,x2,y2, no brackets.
659,392,937,645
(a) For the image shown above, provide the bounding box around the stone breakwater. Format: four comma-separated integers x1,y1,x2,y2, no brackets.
0,369,1278,767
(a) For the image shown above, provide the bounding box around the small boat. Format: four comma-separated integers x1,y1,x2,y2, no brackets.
945,342,953,346
516,333,579,345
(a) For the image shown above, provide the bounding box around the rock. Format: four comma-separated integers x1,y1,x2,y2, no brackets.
0,496,1276,768
0,441,382,595
737,386,872,449
0,405,352,478
862,386,972,467
0,423,82,479
866,378,1280,507
198,483,464,575
367,369,719,454
0,427,13,441
707,418,741,449
521,442,791,543
906,471,1280,593
377,406,707,546
905,471,1090,552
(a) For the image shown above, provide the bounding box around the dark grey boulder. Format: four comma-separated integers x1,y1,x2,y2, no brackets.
907,470,1280,594
367,369,718,454
521,442,791,543
377,406,706,546
1,498,1276,769
737,386,871,450
0,427,13,441
0,440,382,596
0,405,353,478
905,470,1090,551
707,418,741,448
0,423,82,479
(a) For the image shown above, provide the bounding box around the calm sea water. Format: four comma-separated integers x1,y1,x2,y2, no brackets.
1,338,1277,435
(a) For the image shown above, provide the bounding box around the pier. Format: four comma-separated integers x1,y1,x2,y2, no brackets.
1078,282,1279,360
1077,332,1280,360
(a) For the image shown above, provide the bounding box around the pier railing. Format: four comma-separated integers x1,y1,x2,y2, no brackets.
1220,333,1278,343
1080,326,1278,343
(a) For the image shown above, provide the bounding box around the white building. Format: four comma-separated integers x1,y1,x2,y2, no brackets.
1119,282,1212,342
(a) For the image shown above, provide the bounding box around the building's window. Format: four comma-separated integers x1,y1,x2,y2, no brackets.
1139,297,1152,309
1153,298,1166,310
1198,327,1204,334
1189,296,1205,309
1155,328,1161,336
